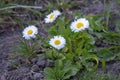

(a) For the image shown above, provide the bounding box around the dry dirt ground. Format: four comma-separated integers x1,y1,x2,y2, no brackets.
0,1,120,80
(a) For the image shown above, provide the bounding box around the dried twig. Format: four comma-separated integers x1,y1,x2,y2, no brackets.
0,5,42,10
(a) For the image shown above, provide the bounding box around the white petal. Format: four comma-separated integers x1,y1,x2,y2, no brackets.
22,25,38,40
49,35,66,50
44,10,61,23
70,18,89,32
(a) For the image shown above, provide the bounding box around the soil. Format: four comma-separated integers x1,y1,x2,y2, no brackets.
0,0,120,80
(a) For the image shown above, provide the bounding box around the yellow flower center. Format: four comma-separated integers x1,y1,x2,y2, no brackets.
54,40,61,45
27,30,33,35
76,22,84,28
49,13,55,19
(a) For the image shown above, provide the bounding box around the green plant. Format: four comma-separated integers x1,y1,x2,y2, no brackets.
16,7,120,80
43,10,99,80
45,60,81,80
76,70,120,80
10,0,120,79
17,39,38,59
88,13,120,62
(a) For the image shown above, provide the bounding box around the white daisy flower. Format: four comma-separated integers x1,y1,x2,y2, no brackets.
49,36,66,50
45,10,61,23
22,25,38,40
70,18,89,32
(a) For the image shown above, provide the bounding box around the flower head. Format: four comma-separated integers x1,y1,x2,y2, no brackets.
22,25,38,40
45,10,61,23
49,36,66,50
70,18,89,32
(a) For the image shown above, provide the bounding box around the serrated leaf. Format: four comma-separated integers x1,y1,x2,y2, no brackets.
44,67,55,80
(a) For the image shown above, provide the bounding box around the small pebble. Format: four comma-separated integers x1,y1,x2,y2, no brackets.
36,57,46,67
31,65,40,72
33,72,44,80
1,74,6,80
31,58,37,64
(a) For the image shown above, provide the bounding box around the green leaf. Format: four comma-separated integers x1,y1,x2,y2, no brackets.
44,67,55,80
63,65,79,79
63,60,80,79
48,27,57,35
96,46,120,61
82,54,99,71
102,59,106,70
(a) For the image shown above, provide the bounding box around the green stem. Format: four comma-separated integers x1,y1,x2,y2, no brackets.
36,34,48,45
